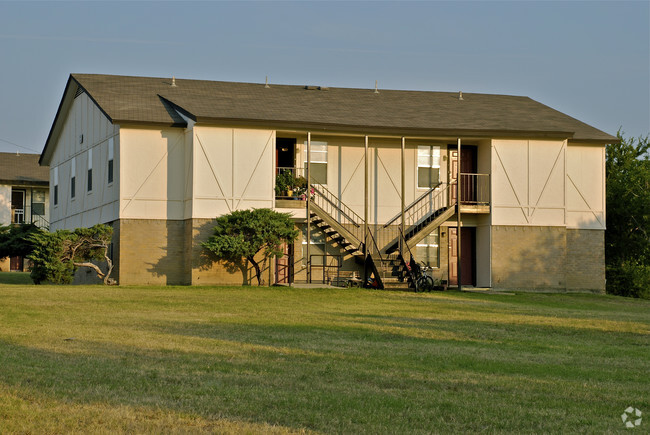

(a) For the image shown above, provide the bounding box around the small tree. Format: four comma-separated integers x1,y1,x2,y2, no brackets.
202,209,299,285
28,224,115,285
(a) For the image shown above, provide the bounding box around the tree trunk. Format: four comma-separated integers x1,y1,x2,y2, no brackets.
247,256,262,286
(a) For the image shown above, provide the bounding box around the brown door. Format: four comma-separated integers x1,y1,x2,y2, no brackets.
449,146,477,203
275,243,294,284
10,256,23,271
448,228,458,285
448,227,475,286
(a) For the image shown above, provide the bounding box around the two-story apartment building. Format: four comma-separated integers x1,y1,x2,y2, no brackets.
40,74,614,290
0,152,50,271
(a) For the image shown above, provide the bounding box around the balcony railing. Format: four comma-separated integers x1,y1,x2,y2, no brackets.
275,167,307,201
458,173,490,206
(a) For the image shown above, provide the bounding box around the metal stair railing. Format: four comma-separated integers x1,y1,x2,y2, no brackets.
383,184,442,228
310,181,365,249
402,182,455,230
398,227,418,289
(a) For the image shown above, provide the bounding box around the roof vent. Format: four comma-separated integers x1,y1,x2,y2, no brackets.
374,80,379,94
458,91,464,101
265,76,270,88
171,76,177,87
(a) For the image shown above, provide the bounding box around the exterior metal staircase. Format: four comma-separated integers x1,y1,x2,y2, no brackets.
308,182,458,290
309,183,384,289
383,183,456,254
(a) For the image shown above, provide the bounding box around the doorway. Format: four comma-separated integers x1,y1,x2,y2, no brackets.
276,138,296,170
449,145,477,204
448,227,476,286
11,189,25,224
275,243,294,284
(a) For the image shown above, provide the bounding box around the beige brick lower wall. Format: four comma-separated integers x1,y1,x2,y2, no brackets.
492,226,605,293
492,226,567,290
565,229,605,293
118,219,190,285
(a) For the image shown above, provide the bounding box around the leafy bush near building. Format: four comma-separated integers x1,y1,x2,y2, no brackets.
0,223,41,260
28,224,114,285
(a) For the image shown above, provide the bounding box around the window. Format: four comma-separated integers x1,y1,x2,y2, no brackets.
108,138,114,184
53,167,59,206
70,157,76,199
417,145,441,188
304,141,327,184
87,149,93,192
302,225,325,266
416,229,439,268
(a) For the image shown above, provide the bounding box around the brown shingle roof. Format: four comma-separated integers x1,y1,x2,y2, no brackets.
45,73,617,160
0,152,49,185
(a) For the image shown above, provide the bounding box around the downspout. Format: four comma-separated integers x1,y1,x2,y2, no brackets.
364,135,369,282
457,137,462,291
306,132,311,284
400,137,405,260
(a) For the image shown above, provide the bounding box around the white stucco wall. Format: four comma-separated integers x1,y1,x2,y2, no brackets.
49,92,119,230
192,126,275,218
0,185,11,225
119,127,187,219
566,143,606,229
491,139,567,226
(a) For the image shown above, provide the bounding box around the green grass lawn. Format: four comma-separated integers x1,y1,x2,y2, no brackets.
0,285,648,433
0,271,33,285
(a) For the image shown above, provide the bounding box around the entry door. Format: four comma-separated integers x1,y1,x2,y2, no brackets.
275,243,294,284
11,190,25,224
450,147,477,203
10,256,23,271
448,227,475,286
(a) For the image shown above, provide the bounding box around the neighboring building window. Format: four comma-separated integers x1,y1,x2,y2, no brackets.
71,157,76,199
304,141,327,184
416,229,439,268
302,225,325,266
32,190,46,216
53,166,59,206
87,148,93,192
417,145,441,188
108,138,114,184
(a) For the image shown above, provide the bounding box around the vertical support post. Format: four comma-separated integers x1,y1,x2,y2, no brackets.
306,132,311,284
400,137,405,259
363,135,369,282
457,137,462,291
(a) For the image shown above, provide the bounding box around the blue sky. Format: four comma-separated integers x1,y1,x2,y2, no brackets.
0,1,648,154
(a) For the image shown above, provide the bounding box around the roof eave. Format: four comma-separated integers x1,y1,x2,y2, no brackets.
190,116,577,140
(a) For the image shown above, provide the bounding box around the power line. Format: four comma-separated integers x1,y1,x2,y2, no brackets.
0,138,40,153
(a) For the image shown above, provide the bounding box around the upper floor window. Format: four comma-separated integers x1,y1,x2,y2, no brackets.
87,149,93,192
108,138,114,184
53,166,59,206
304,141,327,184
417,145,441,188
70,157,76,199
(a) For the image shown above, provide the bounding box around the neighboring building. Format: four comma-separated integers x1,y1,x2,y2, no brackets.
39,74,614,290
0,152,50,271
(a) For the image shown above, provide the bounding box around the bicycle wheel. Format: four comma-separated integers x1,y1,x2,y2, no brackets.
418,275,434,292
